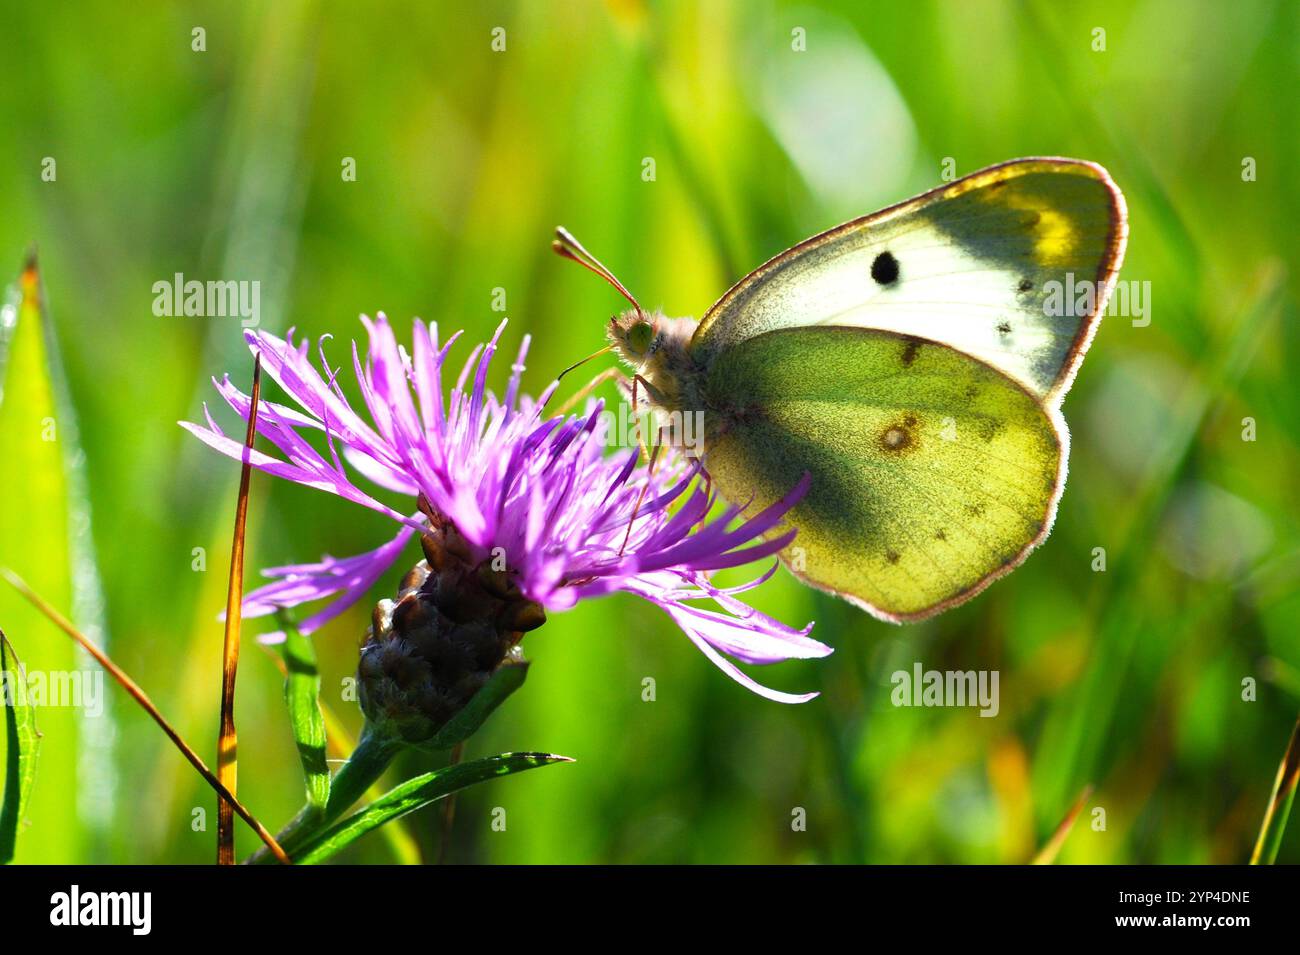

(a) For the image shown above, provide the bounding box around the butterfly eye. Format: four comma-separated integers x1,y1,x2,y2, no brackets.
628,320,655,354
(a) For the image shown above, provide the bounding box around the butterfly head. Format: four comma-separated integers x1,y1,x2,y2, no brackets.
551,227,699,412
552,225,658,366
608,308,660,363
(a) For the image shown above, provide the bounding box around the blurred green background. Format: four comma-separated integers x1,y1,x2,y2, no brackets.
1,0,1298,864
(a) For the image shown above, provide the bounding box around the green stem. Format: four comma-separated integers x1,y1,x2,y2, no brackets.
246,723,401,864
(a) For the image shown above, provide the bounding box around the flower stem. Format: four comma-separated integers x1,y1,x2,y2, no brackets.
436,741,465,864
246,723,401,864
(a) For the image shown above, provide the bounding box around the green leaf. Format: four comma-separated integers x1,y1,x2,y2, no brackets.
294,752,571,864
275,613,329,813
424,660,529,751
0,631,41,864
0,258,85,862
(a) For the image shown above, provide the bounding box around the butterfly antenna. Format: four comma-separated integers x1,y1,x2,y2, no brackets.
553,226,646,320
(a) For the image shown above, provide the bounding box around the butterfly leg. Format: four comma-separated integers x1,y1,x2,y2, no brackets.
619,423,665,557
631,373,676,462
630,374,650,461
554,368,663,464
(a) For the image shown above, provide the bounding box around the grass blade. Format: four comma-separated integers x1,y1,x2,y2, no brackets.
1250,714,1300,864
0,630,40,863
295,752,572,865
216,356,261,865
274,613,329,813
0,569,290,864
0,255,81,861
1031,784,1094,865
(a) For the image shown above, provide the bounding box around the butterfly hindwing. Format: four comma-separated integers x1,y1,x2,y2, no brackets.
691,158,1127,405
701,326,1065,621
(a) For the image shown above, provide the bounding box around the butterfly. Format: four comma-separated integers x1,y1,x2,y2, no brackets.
554,158,1128,622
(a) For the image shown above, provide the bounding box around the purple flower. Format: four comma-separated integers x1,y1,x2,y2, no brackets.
182,314,829,702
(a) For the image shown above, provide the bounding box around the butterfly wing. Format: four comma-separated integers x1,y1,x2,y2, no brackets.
691,158,1127,406
701,326,1065,621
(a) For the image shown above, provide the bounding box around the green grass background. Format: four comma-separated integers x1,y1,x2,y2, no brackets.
1,0,1298,863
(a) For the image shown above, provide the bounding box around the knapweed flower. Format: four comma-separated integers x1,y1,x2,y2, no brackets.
182,315,829,704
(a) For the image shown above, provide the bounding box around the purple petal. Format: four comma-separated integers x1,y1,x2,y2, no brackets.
245,524,416,642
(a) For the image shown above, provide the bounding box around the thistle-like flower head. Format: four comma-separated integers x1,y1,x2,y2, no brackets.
182,315,829,703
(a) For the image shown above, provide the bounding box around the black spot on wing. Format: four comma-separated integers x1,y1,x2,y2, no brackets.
871,251,900,286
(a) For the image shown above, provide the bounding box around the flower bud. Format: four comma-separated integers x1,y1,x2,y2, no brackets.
357,520,544,744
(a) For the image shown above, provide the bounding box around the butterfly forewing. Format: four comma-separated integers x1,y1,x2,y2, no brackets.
691,158,1127,405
